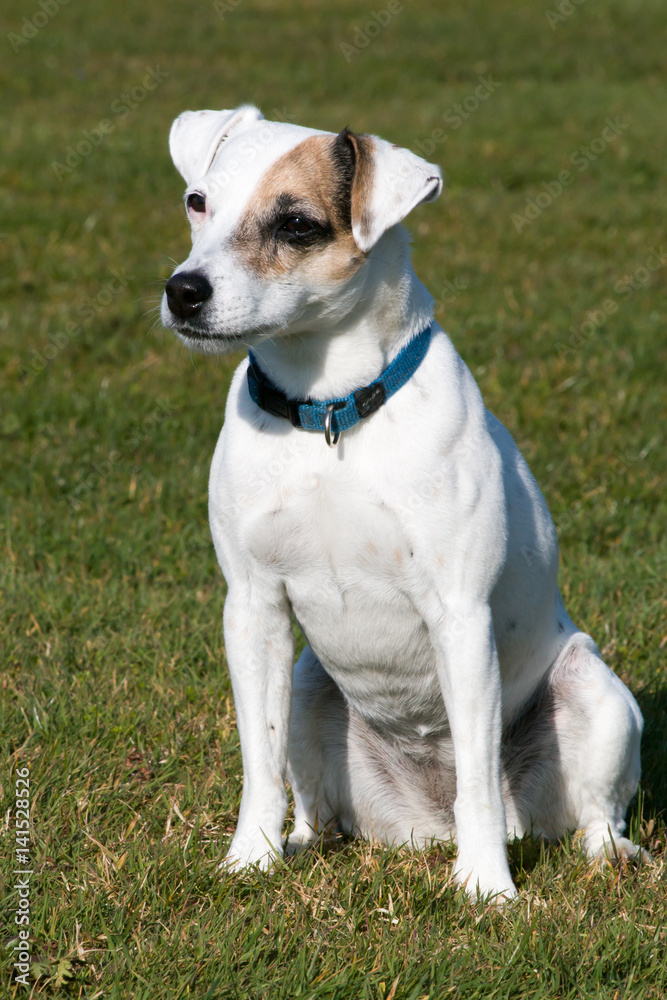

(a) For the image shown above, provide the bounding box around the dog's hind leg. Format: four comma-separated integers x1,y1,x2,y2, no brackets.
555,635,645,861
505,633,646,862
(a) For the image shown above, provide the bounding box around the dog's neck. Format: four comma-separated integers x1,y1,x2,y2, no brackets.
250,227,434,400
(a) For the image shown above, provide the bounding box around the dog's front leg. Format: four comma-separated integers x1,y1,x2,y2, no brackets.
222,583,294,871
431,601,516,901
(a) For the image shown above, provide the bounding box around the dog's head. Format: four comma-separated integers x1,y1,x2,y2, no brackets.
161,104,442,351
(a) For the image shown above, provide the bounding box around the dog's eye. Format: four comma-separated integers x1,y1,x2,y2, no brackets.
187,193,206,214
279,216,317,239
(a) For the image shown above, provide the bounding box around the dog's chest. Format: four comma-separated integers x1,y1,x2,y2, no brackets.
242,468,442,727
244,469,413,597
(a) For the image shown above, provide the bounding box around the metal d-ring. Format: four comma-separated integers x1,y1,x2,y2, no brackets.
324,404,341,448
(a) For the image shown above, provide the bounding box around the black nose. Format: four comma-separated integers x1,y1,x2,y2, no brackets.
165,271,213,319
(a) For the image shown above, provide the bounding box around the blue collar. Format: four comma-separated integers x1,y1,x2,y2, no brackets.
247,323,433,445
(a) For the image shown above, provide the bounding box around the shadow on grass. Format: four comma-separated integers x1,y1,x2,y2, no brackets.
508,832,558,882
635,685,667,818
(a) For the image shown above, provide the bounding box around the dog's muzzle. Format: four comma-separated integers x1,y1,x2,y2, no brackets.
165,270,213,320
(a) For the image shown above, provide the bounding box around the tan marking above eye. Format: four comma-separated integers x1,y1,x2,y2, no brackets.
232,134,369,281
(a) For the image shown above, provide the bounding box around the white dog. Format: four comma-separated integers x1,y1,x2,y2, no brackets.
161,104,644,899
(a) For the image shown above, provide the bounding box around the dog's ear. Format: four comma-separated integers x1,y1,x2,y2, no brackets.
169,104,264,185
334,129,443,253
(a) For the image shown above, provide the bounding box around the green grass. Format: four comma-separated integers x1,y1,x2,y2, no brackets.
1,0,666,996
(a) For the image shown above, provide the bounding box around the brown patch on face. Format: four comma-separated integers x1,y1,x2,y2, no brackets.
231,132,373,282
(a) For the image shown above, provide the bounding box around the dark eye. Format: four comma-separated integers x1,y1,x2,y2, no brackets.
187,193,206,214
279,216,316,238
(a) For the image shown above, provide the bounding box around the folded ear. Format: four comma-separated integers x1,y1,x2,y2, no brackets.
168,104,264,185
334,129,443,253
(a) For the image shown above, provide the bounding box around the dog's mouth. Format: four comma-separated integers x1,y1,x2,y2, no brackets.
161,289,249,350
163,301,283,353
174,322,237,341
173,322,249,351
161,277,301,352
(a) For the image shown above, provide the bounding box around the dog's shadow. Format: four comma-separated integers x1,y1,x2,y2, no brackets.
635,684,667,819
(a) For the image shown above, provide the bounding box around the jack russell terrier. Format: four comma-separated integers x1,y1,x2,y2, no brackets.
161,104,645,899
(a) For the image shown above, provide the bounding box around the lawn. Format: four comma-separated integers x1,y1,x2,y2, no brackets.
1,0,666,997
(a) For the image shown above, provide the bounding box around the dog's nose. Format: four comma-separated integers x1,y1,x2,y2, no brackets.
165,271,213,319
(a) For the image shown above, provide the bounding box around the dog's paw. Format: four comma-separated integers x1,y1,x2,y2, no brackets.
454,854,517,904
219,831,283,873
285,827,319,857
285,818,339,856
585,831,652,867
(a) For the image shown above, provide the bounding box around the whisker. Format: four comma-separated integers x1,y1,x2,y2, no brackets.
147,315,165,334
142,306,162,322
